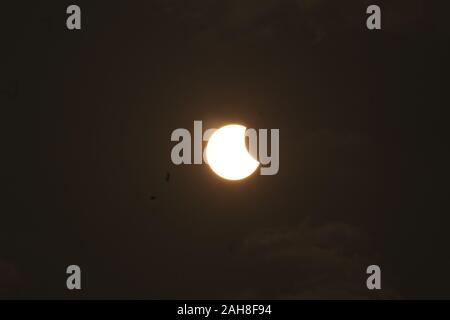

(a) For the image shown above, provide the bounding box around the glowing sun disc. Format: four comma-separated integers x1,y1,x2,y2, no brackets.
206,124,259,180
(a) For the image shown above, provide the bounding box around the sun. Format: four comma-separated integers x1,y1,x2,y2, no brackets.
205,124,260,180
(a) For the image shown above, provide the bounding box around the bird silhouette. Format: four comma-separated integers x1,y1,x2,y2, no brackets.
149,171,170,202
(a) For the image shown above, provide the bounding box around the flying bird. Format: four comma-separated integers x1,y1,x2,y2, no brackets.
165,171,170,182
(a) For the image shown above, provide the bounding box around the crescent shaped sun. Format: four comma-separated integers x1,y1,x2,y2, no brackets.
206,124,260,181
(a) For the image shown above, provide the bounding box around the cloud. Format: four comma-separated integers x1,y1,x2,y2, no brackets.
231,220,401,299
0,260,22,298
221,0,426,37
152,0,426,45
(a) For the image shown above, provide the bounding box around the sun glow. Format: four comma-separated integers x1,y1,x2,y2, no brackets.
205,124,260,181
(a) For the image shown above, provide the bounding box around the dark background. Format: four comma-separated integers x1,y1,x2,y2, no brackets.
2,0,449,298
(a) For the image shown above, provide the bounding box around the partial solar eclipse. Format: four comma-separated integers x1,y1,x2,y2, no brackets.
205,124,260,181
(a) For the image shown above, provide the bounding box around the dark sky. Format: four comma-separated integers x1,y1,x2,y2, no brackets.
2,0,449,298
